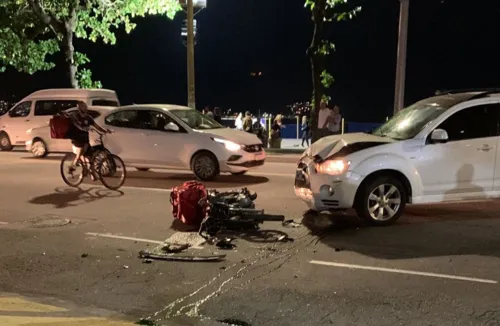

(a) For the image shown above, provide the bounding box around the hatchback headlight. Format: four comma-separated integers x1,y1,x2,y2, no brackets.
213,138,241,152
316,159,350,176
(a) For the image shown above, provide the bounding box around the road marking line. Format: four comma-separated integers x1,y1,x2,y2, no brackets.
0,222,8,225
0,297,67,312
85,232,204,249
120,186,172,192
309,260,498,284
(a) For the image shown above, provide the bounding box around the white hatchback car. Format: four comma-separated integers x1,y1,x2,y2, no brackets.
25,106,114,158
295,89,500,225
99,105,265,180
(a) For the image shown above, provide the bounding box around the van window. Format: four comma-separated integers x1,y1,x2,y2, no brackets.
34,100,79,116
92,99,119,107
8,101,32,118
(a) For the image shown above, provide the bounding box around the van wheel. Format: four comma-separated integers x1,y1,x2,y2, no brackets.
191,151,219,181
0,133,13,151
354,175,406,226
31,139,48,158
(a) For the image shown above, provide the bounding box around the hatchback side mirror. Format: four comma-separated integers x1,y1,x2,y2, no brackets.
430,129,448,143
164,122,180,132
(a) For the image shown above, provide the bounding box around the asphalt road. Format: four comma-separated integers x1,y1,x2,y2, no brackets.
1,151,500,326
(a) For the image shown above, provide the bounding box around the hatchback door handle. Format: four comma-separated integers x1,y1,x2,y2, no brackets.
477,144,493,151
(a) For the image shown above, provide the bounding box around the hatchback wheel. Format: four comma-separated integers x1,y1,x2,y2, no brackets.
31,139,48,158
191,152,219,181
355,175,406,226
0,132,13,151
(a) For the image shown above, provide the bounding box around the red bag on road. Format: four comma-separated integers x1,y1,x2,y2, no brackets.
50,115,71,139
170,181,208,226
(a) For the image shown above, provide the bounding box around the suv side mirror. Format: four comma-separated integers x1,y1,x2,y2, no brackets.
164,122,180,132
430,129,448,143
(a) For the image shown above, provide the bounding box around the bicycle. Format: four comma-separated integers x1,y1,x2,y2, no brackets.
60,129,127,190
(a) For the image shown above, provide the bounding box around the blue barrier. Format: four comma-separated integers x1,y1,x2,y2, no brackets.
220,118,383,139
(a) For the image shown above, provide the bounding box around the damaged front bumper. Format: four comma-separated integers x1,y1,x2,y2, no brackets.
294,156,360,211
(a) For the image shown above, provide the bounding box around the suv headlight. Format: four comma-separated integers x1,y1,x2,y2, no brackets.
213,138,241,152
316,159,350,176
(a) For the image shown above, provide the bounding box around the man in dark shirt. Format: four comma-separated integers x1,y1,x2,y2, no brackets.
63,101,110,172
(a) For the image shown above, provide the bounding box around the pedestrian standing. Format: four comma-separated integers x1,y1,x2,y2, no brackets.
328,105,342,135
269,114,283,149
317,101,333,139
301,115,310,147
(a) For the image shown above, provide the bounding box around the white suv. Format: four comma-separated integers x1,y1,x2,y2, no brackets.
295,89,500,225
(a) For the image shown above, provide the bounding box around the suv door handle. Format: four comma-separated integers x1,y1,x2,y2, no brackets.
477,144,493,151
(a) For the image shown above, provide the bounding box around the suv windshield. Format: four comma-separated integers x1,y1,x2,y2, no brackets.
372,96,468,140
170,109,224,130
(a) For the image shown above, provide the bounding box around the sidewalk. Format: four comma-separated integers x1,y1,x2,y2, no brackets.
0,293,135,325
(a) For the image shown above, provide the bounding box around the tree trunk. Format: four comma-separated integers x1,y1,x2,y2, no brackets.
61,28,78,88
307,0,326,144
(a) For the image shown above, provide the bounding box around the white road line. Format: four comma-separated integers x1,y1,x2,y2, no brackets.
85,232,204,249
85,232,163,244
309,260,498,284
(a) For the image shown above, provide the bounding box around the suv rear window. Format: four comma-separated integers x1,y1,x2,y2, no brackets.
92,99,119,106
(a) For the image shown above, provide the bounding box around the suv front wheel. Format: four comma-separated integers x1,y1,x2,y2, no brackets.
355,175,406,226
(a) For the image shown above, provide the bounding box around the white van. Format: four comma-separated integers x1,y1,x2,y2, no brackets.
0,89,119,151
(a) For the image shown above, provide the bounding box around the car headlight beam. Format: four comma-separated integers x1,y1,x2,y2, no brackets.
213,138,242,152
316,159,349,176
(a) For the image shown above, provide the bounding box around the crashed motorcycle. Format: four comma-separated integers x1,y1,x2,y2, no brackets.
199,188,285,239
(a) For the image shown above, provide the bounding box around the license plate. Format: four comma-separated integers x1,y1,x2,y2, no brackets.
254,153,265,161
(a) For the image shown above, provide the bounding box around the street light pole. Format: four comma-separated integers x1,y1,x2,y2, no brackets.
186,0,196,109
393,0,409,114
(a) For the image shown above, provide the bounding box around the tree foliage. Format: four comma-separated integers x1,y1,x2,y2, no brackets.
0,0,181,88
305,0,361,141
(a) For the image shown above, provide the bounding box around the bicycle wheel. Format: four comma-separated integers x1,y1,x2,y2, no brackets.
60,153,84,187
96,154,126,190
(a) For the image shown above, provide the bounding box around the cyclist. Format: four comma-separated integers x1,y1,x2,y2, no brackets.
61,101,111,179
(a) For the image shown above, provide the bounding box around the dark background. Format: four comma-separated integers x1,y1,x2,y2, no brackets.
0,0,499,122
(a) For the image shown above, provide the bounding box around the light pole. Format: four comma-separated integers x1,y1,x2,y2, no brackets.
186,0,196,109
180,0,206,109
393,0,409,114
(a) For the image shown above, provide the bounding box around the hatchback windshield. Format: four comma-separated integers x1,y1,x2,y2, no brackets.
170,109,225,130
372,95,469,140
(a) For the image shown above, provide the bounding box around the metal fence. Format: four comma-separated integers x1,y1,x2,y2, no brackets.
221,117,383,139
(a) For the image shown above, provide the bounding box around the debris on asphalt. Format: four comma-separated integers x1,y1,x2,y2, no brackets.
216,238,236,250
138,232,225,262
217,318,252,326
136,318,157,325
81,253,88,258
277,235,294,242
334,247,345,252
282,219,302,228
123,265,129,269
142,258,154,264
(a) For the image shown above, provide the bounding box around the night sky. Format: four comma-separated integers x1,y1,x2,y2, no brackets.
1,0,500,122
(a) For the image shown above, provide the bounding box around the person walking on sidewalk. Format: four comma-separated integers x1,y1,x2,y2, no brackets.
269,114,283,149
301,115,310,147
317,101,333,139
328,105,342,135
242,111,253,133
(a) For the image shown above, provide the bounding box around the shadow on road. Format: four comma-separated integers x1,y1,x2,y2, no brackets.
170,219,289,244
301,201,500,260
28,187,124,209
85,170,269,190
